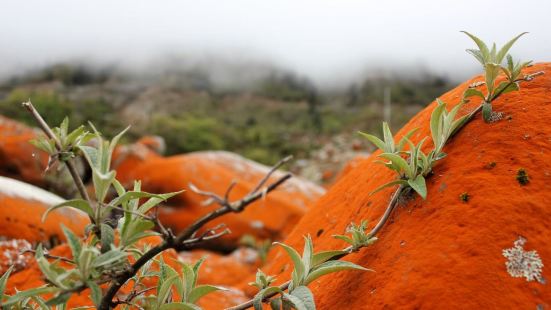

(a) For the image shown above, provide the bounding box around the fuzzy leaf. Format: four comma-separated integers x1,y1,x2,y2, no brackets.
496,32,528,63
482,102,492,122
370,179,408,196
378,153,412,178
305,260,371,285
0,265,14,299
42,199,93,222
311,250,347,267
274,242,306,285
61,225,82,259
254,286,282,310
358,132,386,151
407,175,427,199
461,31,489,62
100,224,115,253
290,286,315,310
463,88,485,101
188,285,227,304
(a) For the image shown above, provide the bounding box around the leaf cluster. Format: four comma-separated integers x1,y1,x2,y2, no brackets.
251,235,370,310
462,32,531,122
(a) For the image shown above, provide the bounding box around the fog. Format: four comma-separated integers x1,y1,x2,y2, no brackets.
1,0,550,87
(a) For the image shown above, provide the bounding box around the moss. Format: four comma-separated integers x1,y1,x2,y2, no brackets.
516,168,529,186
459,192,470,203
484,161,496,170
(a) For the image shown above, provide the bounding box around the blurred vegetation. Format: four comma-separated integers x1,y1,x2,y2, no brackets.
0,63,455,165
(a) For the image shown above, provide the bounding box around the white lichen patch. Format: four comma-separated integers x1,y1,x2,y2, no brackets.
0,239,33,274
0,176,64,205
502,237,544,283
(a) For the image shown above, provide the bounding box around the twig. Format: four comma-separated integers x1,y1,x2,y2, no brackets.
99,161,293,309
226,185,403,310
22,101,93,209
228,70,547,310
20,249,75,264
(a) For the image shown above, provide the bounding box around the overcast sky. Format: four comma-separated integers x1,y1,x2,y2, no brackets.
1,0,550,86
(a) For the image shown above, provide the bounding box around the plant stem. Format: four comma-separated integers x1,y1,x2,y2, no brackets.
99,173,292,309
226,185,404,310
21,101,93,207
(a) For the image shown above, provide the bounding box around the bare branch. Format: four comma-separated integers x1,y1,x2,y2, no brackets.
21,101,93,207
99,159,293,309
20,249,75,264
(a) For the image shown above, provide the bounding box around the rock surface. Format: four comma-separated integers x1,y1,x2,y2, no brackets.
258,63,551,309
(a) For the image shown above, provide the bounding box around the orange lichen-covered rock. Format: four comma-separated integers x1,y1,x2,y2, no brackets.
0,176,89,243
0,115,47,185
111,135,164,179
6,239,247,309
0,239,33,274
179,248,259,287
259,63,551,309
116,151,325,244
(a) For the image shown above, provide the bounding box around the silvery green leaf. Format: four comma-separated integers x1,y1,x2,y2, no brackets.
137,190,184,214
100,223,115,253
0,265,14,298
92,168,116,205
311,250,347,267
108,126,130,163
301,236,314,275
382,122,395,153
282,292,308,310
484,63,501,93
87,281,102,308
93,250,126,268
110,191,165,209
462,88,485,101
466,49,485,65
304,260,371,285
496,32,528,63
188,285,227,304
378,153,412,179
61,225,82,259
270,297,283,310
78,145,99,169
397,128,419,152
490,43,497,62
358,132,385,151
430,100,446,149
45,291,72,306
290,286,315,310
482,102,492,122
31,296,50,310
42,199,94,222
492,82,519,100
370,179,408,196
408,174,427,199
332,234,354,245
461,31,489,62
254,286,282,310
157,274,179,307
2,287,60,307
274,242,306,285
450,115,469,136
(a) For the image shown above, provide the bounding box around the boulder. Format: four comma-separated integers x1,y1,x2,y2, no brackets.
258,63,551,309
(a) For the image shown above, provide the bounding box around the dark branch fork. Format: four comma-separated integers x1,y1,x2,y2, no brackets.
98,157,293,309
22,101,93,208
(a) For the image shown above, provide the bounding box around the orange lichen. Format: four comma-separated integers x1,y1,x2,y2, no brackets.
0,116,48,186
6,238,247,308
115,151,325,245
0,176,89,243
255,63,551,309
